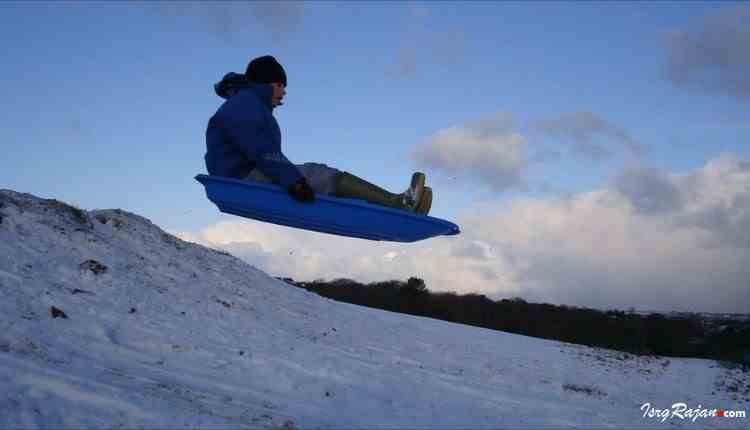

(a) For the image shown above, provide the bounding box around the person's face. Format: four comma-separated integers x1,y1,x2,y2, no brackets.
269,82,286,107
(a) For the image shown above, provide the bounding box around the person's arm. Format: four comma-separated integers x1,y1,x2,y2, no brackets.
224,117,304,189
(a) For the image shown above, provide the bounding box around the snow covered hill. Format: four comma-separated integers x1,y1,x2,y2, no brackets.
0,189,747,429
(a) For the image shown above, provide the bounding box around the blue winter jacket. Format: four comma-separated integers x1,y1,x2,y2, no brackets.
205,73,304,189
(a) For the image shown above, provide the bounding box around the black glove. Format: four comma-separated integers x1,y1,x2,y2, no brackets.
288,179,315,203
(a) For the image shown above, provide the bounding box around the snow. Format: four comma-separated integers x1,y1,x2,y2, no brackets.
0,189,747,429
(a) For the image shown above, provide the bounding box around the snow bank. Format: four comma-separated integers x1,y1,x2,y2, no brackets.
0,190,746,428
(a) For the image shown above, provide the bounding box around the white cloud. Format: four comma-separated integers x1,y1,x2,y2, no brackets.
664,4,750,99
146,1,305,44
389,4,468,79
178,154,750,314
613,166,682,214
671,155,750,249
177,219,423,283
430,26,468,67
252,2,306,43
391,46,419,78
410,113,526,192
459,153,750,312
531,111,646,161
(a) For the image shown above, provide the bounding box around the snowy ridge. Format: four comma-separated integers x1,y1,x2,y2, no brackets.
0,189,747,429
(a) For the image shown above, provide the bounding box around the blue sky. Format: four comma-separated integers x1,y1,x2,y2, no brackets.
2,1,749,312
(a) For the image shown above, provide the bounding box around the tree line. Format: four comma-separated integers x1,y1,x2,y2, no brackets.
278,277,750,365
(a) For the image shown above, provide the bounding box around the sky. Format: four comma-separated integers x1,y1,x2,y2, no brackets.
2,1,749,313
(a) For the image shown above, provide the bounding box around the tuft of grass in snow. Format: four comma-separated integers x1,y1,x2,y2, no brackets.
562,383,607,397
46,199,89,226
79,259,108,275
271,420,299,430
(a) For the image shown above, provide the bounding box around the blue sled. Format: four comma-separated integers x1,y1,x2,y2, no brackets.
196,174,460,242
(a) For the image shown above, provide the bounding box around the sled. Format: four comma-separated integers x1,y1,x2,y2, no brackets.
195,174,460,242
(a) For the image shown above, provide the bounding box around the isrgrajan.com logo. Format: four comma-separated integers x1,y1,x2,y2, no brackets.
641,402,747,422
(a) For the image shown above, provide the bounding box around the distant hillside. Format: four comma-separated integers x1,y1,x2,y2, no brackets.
280,278,750,365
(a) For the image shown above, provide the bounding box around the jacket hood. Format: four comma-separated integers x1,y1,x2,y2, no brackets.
214,72,273,107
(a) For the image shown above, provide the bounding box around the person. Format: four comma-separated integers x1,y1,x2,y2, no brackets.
205,55,432,215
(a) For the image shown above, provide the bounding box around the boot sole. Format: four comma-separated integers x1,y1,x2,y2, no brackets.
416,186,432,215
409,172,426,210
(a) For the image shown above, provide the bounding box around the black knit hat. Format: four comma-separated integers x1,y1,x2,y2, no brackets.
245,55,287,87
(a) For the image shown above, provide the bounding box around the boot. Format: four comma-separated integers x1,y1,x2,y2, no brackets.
415,186,432,215
332,171,425,212
402,172,426,210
